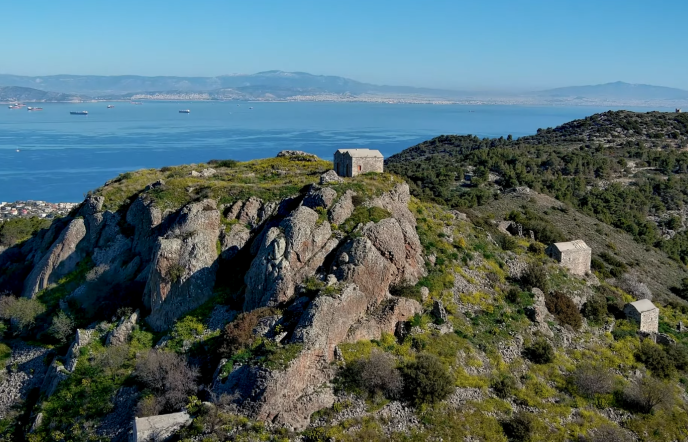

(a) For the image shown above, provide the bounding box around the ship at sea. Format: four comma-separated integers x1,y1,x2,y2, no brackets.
8,104,24,109
179,109,191,114
27,107,43,111
107,105,115,109
130,101,143,105
70,111,88,115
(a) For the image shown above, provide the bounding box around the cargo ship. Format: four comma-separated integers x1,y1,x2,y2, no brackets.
70,111,88,115
8,104,24,109
27,107,43,111
179,109,190,113
107,105,115,109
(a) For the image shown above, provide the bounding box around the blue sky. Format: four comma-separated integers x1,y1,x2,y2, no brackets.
1,0,686,91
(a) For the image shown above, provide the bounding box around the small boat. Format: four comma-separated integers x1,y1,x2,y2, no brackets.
249,107,253,109
27,107,43,111
130,101,143,105
179,109,190,114
107,105,115,109
70,111,88,115
8,104,23,109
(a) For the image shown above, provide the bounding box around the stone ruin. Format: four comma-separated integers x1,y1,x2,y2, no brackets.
624,299,659,333
546,239,591,276
334,148,384,177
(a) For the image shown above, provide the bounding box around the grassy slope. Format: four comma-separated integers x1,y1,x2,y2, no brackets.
470,191,688,301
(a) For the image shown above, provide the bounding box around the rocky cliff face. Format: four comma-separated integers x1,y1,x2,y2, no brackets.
2,161,426,429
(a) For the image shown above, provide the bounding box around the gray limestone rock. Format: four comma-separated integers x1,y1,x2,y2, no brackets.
431,300,448,324
301,186,337,210
220,224,251,260
329,190,355,226
23,218,87,298
144,200,221,331
106,310,139,346
320,170,344,185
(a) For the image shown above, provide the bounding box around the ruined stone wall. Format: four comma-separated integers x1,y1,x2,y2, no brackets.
351,156,384,177
623,305,659,333
559,248,591,276
333,151,350,177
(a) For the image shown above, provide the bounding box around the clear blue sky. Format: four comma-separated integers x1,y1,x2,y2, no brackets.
1,0,686,91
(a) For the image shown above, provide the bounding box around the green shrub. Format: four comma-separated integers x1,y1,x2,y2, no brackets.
570,363,614,398
491,374,517,399
342,349,403,400
498,234,520,252
622,376,673,413
401,353,454,406
581,295,608,324
0,216,51,248
341,206,392,233
502,411,534,442
168,263,186,283
524,338,554,364
389,284,423,303
665,344,688,372
520,263,549,292
0,295,46,333
545,292,582,329
220,307,278,357
208,159,238,168
527,242,545,255
634,341,675,379
505,288,534,307
0,343,10,365
49,310,75,344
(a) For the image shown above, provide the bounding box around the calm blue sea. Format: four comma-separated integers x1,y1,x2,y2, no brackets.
0,101,671,202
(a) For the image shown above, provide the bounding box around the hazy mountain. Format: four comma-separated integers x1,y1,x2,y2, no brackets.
0,70,468,98
0,86,87,102
533,81,688,101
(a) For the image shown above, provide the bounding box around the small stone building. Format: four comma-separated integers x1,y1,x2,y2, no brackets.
334,148,384,177
624,299,659,333
546,239,591,276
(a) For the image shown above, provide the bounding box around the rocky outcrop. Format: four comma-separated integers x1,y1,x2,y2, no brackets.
22,218,86,298
220,224,251,260
277,150,319,161
0,344,50,419
301,186,337,210
346,297,422,343
320,170,343,185
106,310,139,346
329,190,355,226
126,196,163,259
243,206,337,310
144,200,221,331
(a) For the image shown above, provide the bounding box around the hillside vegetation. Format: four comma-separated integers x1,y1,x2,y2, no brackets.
2,113,688,441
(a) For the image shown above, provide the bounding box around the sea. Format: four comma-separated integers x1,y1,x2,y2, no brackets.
0,101,672,203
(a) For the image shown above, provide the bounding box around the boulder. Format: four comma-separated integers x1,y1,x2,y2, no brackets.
22,218,87,298
431,300,448,324
320,170,343,184
106,310,139,346
301,186,337,210
126,196,163,259
238,196,264,228
346,297,422,342
276,150,319,161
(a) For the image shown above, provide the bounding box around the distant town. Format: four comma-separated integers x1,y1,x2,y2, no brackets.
0,200,79,222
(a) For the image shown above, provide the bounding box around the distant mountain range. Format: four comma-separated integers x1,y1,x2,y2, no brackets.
0,86,86,103
1,72,687,105
532,81,688,101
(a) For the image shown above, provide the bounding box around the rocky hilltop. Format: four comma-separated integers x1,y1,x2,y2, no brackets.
2,149,688,441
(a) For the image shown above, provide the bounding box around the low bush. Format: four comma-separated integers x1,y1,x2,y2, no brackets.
491,373,517,399
497,234,520,252
0,217,51,248
634,341,675,379
622,376,673,413
520,263,549,292
505,288,534,307
581,295,608,324
401,353,454,406
527,242,545,255
340,206,392,233
220,307,278,357
545,292,582,329
524,338,554,364
389,284,423,303
208,159,238,168
49,310,75,344
570,363,614,398
134,350,199,413
345,350,403,399
0,295,46,333
665,344,688,372
618,274,652,300
502,411,534,442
